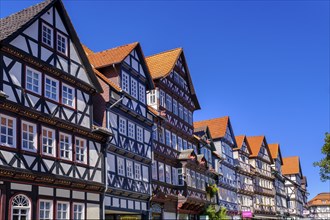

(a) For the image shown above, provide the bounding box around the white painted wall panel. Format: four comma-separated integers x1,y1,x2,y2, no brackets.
55,9,67,34
9,62,22,86
41,8,53,25
73,191,85,199
86,203,100,220
56,189,70,198
69,40,80,63
29,40,38,57
23,20,38,40
77,67,89,83
39,186,53,196
41,47,52,62
10,35,29,53
11,183,32,191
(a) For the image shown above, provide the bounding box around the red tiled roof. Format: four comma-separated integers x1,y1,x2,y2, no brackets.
146,48,182,79
282,156,301,175
193,116,229,139
308,193,330,206
268,143,279,159
234,135,252,154
246,136,265,157
88,42,139,68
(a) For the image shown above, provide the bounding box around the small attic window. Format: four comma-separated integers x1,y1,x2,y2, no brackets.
42,23,53,47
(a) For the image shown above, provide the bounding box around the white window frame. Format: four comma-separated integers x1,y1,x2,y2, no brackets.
177,137,182,151
173,99,178,115
56,32,68,55
57,201,70,220
121,71,130,93
165,129,171,147
172,168,177,185
136,126,143,143
165,165,171,184
21,120,37,152
39,199,53,220
126,160,133,179
62,83,75,108
147,90,156,105
159,90,165,107
73,203,84,220
59,132,72,160
117,157,125,176
0,114,16,148
127,121,135,139
42,23,53,47
11,194,31,220
166,94,172,111
131,78,138,99
158,162,165,182
26,66,41,95
119,117,127,135
41,127,55,156
178,103,183,119
152,161,158,180
138,83,146,104
134,163,141,180
44,75,59,101
183,140,187,150
171,133,177,150
75,137,86,163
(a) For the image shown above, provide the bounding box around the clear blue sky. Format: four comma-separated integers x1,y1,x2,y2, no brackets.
1,0,329,199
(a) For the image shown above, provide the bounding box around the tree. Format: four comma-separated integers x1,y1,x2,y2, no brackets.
313,132,330,182
205,205,228,220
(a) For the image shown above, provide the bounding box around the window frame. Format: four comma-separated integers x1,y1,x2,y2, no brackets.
59,132,72,160
73,203,84,220
117,157,125,176
41,126,56,157
136,126,143,143
61,83,75,108
121,71,130,94
39,199,53,220
138,83,146,104
130,78,138,99
126,160,133,179
75,137,87,164
0,114,16,148
25,66,42,95
44,75,59,102
165,129,171,147
127,121,135,139
56,31,68,56
134,163,141,180
56,201,70,220
21,120,37,152
41,22,53,47
158,162,165,182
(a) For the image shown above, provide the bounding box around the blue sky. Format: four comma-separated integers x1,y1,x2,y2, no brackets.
1,0,329,199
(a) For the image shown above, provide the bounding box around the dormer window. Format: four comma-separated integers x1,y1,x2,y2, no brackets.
42,23,53,47
57,32,67,55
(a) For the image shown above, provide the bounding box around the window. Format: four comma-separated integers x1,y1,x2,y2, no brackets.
178,104,183,119
166,94,172,111
42,127,55,156
131,78,138,99
11,194,30,220
135,163,141,180
183,107,188,123
119,117,127,135
62,84,74,107
172,168,177,185
45,76,59,101
59,133,72,160
136,126,143,143
138,83,145,103
42,23,53,47
26,67,41,94
171,133,177,150
159,90,165,107
147,90,156,105
57,202,69,220
165,130,171,146
39,200,53,220
183,140,187,150
21,121,37,152
188,111,193,125
142,165,149,182
73,203,84,220
177,137,182,151
165,165,171,184
173,99,178,115
186,169,191,187
121,71,130,93
117,157,125,176
128,121,135,139
158,162,164,182
191,171,196,188
57,32,67,55
152,161,157,180
178,168,183,186
75,137,86,163
187,142,192,149
152,125,158,141
0,114,15,147
126,160,133,178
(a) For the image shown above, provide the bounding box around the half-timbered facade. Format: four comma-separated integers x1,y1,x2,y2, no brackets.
194,117,239,218
233,135,254,219
146,48,202,220
0,0,108,219
84,42,154,219
246,136,276,219
282,156,305,219
307,193,330,219
269,143,288,218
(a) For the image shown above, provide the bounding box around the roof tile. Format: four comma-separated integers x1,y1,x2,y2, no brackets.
246,136,265,157
194,116,229,139
282,156,301,175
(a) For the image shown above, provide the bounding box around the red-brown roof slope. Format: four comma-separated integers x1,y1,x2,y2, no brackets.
308,193,330,206
269,143,283,165
246,136,264,157
194,116,229,140
234,135,252,154
282,156,301,175
88,42,139,68
146,48,182,79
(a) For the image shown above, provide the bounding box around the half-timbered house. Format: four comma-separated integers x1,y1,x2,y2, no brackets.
146,48,202,220
246,136,276,219
0,0,109,219
268,143,289,218
307,193,330,219
233,135,254,219
194,117,239,218
83,42,155,219
282,156,306,219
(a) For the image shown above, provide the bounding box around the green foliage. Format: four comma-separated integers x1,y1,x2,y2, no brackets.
206,184,218,197
205,205,228,220
313,132,330,182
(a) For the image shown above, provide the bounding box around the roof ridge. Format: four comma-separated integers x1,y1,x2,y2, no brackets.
146,47,182,58
0,0,53,21
94,42,139,54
